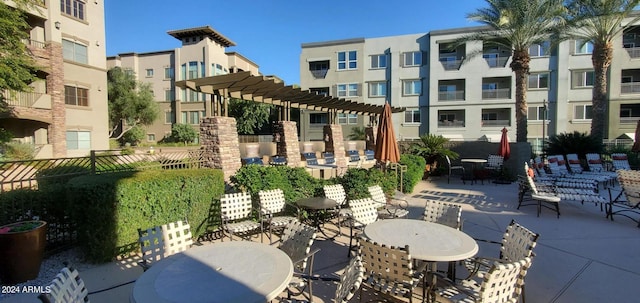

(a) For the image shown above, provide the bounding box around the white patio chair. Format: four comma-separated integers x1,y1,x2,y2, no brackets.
347,198,379,257
611,153,632,171
607,170,640,227
463,219,539,303
422,199,462,230
38,263,89,303
358,236,426,303
437,258,531,303
258,188,298,244
220,192,261,241
446,155,465,184
279,222,320,302
367,185,409,219
161,219,193,256
323,184,352,234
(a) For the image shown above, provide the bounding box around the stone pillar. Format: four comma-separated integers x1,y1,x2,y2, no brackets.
365,127,377,151
200,116,242,183
274,121,301,167
46,42,66,158
324,124,348,175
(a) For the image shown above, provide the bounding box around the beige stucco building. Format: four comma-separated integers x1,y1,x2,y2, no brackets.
106,26,260,142
1,0,110,158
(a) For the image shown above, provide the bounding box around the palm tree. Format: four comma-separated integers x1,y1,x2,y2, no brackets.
565,0,640,143
458,0,566,142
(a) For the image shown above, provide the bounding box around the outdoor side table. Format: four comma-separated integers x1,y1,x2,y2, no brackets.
461,159,488,184
295,197,339,239
130,241,293,303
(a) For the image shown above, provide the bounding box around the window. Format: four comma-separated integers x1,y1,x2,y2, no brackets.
527,106,546,121
212,63,225,76
60,0,85,20
165,111,175,124
165,89,174,101
145,69,154,77
370,54,387,69
403,51,422,67
337,83,358,97
147,134,156,141
404,109,421,123
188,61,198,79
181,111,187,124
529,41,550,57
309,87,329,97
574,105,593,120
189,111,200,124
64,85,88,106
482,112,498,121
310,113,328,124
620,104,640,118
575,40,594,54
573,70,595,88
368,82,386,97
337,113,357,124
528,73,549,89
403,79,422,96
62,39,87,64
66,131,90,150
337,51,357,70
164,67,174,79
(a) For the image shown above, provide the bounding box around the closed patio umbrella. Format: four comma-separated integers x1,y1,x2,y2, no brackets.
374,102,400,164
498,127,511,160
633,120,640,152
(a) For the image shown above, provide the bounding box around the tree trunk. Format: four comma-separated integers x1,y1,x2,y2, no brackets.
510,49,531,143
591,41,613,143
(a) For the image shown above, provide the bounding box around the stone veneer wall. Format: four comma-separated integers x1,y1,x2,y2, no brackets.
46,42,66,158
200,116,242,183
274,121,301,167
323,124,348,176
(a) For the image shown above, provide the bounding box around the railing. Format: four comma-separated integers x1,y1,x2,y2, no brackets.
438,91,465,101
439,58,463,70
481,119,510,127
484,56,510,68
620,82,640,94
620,117,640,124
2,89,46,108
482,88,511,99
310,69,328,79
21,38,46,49
625,47,640,58
438,120,465,128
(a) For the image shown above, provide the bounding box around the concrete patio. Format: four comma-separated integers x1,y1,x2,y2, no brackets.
2,176,639,303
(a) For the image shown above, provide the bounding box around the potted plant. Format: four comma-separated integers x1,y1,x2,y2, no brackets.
0,220,47,284
409,134,459,173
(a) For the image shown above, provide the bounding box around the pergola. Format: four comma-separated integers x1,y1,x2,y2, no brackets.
174,71,405,123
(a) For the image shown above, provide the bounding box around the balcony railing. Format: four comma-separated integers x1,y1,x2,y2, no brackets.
21,39,46,49
2,89,48,108
484,56,510,68
481,119,511,127
621,82,640,94
620,117,640,124
310,69,328,79
439,58,463,70
625,47,640,58
438,120,465,128
482,88,511,99
438,91,465,101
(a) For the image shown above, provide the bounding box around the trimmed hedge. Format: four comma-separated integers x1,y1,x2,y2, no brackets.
339,168,397,200
398,154,426,193
232,165,327,204
67,169,225,263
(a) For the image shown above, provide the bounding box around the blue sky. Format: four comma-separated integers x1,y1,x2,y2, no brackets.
105,0,486,85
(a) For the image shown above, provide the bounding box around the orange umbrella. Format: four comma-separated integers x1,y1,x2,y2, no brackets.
498,127,511,160
633,120,640,152
374,102,400,163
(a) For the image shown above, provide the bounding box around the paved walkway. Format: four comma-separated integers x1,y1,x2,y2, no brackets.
3,176,639,302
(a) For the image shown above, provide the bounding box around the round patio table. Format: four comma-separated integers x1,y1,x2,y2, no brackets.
295,197,339,239
130,241,293,303
461,158,488,184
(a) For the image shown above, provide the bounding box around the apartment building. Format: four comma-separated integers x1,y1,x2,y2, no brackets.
1,0,109,158
107,26,260,142
299,34,428,142
300,22,640,145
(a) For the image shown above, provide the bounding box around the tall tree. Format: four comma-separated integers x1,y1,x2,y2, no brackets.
107,67,159,138
459,0,566,142
228,98,273,134
565,0,640,142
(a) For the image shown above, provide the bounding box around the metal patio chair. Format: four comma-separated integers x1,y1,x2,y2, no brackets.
258,188,298,244
38,263,89,303
220,192,261,241
367,185,409,219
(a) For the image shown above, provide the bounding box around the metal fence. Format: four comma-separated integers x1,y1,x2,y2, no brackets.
0,149,206,253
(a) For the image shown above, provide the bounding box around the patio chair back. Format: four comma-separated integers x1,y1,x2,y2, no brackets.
446,155,465,184
616,170,640,208
137,225,165,270
367,185,387,206
323,152,336,165
220,192,254,221
302,152,318,166
161,219,193,256
334,257,364,303
349,198,379,226
585,153,606,172
500,220,539,263
547,155,569,175
38,263,89,303
258,188,287,215
611,153,631,170
565,154,583,173
279,221,317,275
358,236,422,301
324,184,347,207
478,258,531,302
486,154,504,169
422,200,462,230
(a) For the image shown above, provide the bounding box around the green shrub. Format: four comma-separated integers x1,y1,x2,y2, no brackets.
119,126,145,146
232,165,325,203
35,164,91,190
0,186,68,225
338,168,396,200
398,154,426,193
2,142,35,160
544,131,602,158
67,169,224,263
